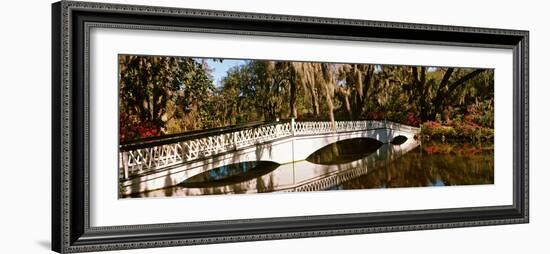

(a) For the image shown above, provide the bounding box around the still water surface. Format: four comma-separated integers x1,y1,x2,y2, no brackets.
135,138,493,198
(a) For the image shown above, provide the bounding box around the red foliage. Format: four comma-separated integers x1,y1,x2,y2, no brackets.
461,144,483,157
424,143,484,157
119,112,160,142
466,121,481,129
424,121,442,128
135,122,160,138
366,111,385,120
424,145,440,154
405,112,420,126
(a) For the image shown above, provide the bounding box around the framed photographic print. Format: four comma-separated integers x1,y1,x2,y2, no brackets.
51,1,529,253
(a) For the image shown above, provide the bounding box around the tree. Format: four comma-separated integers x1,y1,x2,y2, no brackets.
119,55,494,142
403,66,486,121
118,55,213,141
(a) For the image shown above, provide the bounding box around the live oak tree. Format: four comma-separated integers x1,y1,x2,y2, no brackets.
408,66,487,121
118,55,213,140
119,55,494,141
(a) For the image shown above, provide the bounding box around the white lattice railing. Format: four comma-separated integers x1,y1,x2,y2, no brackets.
119,120,419,180
292,120,390,135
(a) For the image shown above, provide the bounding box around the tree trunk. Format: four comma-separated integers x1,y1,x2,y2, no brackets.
323,82,336,131
352,65,363,119
336,87,353,120
289,80,297,119
310,84,320,116
430,69,485,120
359,65,375,118
412,67,429,121
428,67,454,120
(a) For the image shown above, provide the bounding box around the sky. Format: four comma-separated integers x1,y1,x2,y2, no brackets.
205,59,247,87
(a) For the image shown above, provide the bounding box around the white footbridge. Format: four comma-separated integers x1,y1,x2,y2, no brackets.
119,120,420,196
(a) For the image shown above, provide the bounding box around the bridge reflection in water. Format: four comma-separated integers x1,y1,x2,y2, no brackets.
125,136,421,198
119,120,422,197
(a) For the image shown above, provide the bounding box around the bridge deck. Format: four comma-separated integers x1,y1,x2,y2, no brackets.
119,120,420,182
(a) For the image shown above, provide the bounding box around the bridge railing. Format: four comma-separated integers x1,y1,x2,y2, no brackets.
119,122,292,179
119,120,418,180
293,120,390,135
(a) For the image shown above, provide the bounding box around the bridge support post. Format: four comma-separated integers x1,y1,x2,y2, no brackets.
232,132,238,149
290,118,295,136
121,152,129,180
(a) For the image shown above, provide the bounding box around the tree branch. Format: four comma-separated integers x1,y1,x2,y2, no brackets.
431,68,485,117
446,69,485,98
434,68,455,99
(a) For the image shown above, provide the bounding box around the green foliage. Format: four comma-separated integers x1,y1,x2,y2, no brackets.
421,120,493,141
466,99,494,128
421,121,457,138
119,56,495,142
119,56,214,141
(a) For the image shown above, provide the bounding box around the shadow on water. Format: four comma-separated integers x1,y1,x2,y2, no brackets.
178,161,280,188
305,138,383,165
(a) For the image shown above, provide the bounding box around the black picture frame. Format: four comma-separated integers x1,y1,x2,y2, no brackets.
51,1,529,253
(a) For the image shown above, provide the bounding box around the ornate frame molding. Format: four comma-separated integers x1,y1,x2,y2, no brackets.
52,1,529,253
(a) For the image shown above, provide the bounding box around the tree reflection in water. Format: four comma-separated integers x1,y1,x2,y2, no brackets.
340,141,494,189
132,140,493,198
179,161,280,188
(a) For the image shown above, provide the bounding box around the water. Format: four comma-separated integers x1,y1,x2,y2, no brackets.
305,138,383,165
179,161,280,188
340,142,494,189
135,138,494,198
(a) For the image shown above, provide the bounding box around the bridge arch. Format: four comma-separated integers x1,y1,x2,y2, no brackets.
391,135,408,145
119,120,420,195
305,137,383,165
